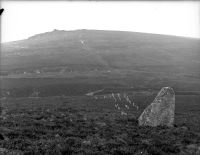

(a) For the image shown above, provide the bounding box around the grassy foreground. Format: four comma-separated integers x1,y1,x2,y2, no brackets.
0,95,200,155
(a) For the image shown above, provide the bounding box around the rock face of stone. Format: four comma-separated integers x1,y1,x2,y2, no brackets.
138,87,175,127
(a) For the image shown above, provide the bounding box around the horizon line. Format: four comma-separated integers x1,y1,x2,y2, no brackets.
2,29,200,43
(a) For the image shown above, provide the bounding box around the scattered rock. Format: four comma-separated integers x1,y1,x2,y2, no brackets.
82,140,91,146
138,87,175,127
141,139,151,145
96,122,106,127
180,126,188,131
55,134,60,138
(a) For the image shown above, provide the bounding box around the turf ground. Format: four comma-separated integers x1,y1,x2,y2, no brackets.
0,92,199,155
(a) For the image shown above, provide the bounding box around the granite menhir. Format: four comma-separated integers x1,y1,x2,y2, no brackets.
138,87,175,127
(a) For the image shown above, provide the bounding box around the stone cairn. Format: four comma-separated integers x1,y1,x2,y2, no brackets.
138,87,175,127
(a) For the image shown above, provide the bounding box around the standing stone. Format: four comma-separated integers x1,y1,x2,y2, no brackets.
138,87,175,127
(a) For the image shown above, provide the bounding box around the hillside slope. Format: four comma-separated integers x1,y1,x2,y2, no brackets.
1,30,200,94
1,29,200,72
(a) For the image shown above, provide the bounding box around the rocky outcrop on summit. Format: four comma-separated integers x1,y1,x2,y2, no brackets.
138,87,175,127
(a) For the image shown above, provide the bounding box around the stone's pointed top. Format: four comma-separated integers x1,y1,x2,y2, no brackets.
138,87,175,127
162,87,175,93
156,87,175,98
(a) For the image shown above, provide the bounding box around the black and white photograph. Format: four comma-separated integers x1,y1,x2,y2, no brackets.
0,1,200,154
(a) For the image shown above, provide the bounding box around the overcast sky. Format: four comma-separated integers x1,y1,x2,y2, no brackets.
1,1,200,43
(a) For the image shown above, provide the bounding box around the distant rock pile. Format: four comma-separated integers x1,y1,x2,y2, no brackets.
138,87,175,127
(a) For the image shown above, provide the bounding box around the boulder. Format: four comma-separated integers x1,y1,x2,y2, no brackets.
138,87,175,127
